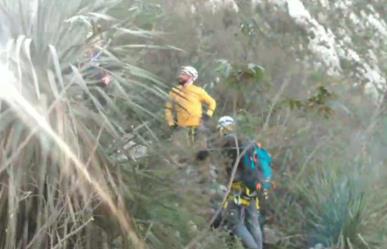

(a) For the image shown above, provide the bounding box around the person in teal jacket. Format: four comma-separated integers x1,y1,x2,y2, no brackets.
213,116,273,249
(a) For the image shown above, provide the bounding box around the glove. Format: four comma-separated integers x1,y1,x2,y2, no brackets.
202,113,210,122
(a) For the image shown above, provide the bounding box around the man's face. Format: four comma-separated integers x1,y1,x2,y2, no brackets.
178,72,192,85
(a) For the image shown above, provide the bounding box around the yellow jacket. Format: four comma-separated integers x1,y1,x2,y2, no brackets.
165,84,216,128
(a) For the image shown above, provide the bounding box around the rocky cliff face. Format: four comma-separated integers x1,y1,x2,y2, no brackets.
206,0,387,100
2,0,385,100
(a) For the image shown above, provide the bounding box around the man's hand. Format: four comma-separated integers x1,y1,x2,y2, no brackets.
101,74,112,86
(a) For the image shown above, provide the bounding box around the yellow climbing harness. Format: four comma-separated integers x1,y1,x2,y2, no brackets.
223,181,260,210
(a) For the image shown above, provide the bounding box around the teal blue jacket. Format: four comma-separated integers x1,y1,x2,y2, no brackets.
222,134,273,191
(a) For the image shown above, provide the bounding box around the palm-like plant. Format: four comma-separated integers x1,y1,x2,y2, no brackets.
0,0,168,248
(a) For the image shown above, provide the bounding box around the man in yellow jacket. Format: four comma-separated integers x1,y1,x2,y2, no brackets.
165,66,216,143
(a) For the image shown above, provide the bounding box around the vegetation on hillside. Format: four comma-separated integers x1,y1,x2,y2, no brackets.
0,0,386,248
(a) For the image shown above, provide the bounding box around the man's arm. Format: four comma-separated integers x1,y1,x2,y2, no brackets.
165,92,175,127
256,147,273,190
200,89,216,117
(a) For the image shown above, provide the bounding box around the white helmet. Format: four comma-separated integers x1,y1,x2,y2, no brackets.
217,116,235,130
179,66,198,81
